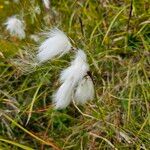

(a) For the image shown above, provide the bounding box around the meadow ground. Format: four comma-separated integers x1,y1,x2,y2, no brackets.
0,0,150,149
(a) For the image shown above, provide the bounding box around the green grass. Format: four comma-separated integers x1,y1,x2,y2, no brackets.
0,0,150,149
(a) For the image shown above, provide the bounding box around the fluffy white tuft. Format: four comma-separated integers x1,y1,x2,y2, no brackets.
60,49,89,83
30,34,40,42
53,49,90,109
75,76,94,104
34,5,41,15
42,0,50,10
53,79,75,109
37,28,72,63
5,16,25,39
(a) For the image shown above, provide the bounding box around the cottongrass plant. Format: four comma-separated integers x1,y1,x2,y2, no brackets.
10,28,72,74
37,28,73,63
42,0,50,10
4,16,25,40
30,34,40,43
11,27,94,109
53,49,94,109
36,28,94,109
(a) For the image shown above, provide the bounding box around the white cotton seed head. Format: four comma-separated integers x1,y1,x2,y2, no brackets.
13,0,19,3
34,5,41,15
42,0,50,10
53,79,75,109
75,76,94,104
53,49,92,109
30,34,40,42
4,16,25,39
37,28,72,63
60,49,89,83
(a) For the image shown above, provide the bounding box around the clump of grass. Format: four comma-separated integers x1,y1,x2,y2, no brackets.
0,0,150,149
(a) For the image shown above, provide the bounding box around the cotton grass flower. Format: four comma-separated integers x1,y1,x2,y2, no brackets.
42,0,50,10
53,79,75,109
37,28,72,63
30,34,40,43
75,75,94,104
4,16,25,39
53,49,94,109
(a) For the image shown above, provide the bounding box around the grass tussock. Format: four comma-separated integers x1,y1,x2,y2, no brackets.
0,0,150,149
